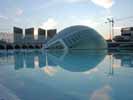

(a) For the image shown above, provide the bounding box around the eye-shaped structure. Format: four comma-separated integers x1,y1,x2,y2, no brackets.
45,25,107,50
47,50,107,72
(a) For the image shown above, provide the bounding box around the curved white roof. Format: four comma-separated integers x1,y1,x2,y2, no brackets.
46,25,107,50
47,25,89,43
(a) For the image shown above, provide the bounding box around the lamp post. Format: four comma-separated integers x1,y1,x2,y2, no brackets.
106,18,114,41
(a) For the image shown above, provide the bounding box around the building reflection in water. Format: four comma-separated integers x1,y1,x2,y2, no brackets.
14,52,24,70
13,50,107,73
14,51,46,70
113,53,133,68
47,50,107,72
25,52,35,68
107,51,133,76
0,54,14,65
38,52,46,68
1,50,133,75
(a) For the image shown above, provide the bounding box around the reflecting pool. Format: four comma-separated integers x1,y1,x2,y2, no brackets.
0,50,133,100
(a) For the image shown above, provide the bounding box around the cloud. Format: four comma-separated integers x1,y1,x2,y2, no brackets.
64,16,100,29
52,0,87,3
16,8,23,16
0,15,8,20
113,26,122,30
40,18,59,29
79,19,99,28
91,0,114,8
90,85,112,100
64,0,88,3
54,0,114,8
44,66,58,76
83,68,99,75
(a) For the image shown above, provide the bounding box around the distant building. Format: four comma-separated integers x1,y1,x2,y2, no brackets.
38,28,46,43
113,35,130,42
47,29,57,41
121,27,133,41
24,28,34,43
14,27,23,43
113,27,133,42
121,27,133,36
0,32,13,43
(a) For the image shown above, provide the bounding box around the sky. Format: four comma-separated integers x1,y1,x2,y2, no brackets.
0,0,133,39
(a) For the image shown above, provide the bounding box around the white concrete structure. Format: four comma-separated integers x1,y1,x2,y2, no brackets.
45,25,107,50
14,27,23,43
24,28,34,43
38,28,46,43
47,29,57,41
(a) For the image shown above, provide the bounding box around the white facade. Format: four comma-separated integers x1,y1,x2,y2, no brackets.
24,28,34,43
45,25,107,50
38,28,46,43
0,32,13,43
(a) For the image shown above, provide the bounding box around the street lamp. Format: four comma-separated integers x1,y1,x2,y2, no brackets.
106,18,114,41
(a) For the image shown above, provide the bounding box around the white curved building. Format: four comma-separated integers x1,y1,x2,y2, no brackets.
45,25,107,50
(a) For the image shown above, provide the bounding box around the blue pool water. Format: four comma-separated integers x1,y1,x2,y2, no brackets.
0,50,133,100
